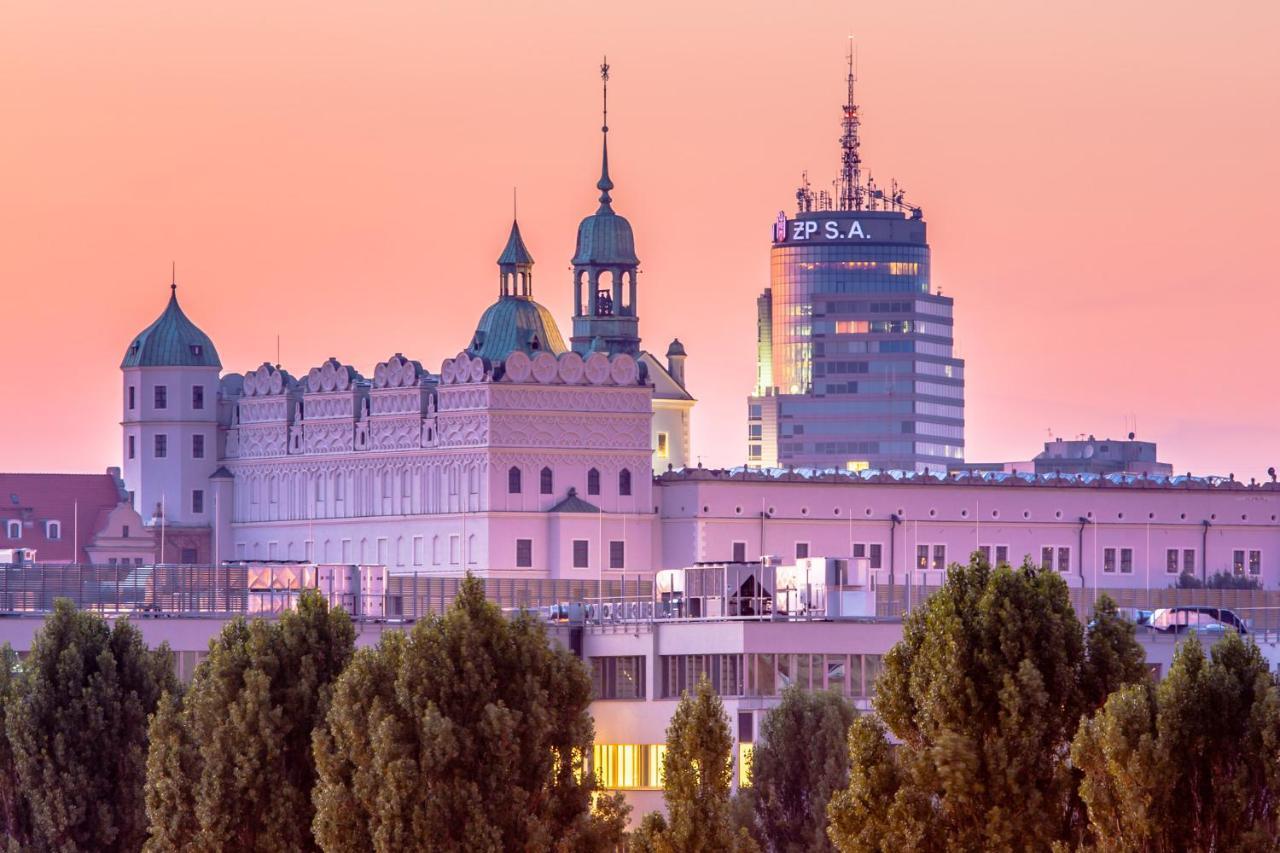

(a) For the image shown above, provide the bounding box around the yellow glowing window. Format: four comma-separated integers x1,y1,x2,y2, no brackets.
886,262,919,275
835,320,869,335
739,744,754,788
593,744,666,790
846,461,870,472
656,432,669,458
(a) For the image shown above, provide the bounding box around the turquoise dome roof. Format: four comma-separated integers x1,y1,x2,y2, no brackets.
121,286,221,369
572,209,639,267
467,296,567,362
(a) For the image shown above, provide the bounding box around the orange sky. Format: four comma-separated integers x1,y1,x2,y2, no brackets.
1,1,1278,477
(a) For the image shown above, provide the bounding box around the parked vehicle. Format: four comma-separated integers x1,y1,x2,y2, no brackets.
1148,606,1248,635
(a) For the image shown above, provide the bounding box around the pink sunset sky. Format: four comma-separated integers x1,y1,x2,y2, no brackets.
1,1,1277,477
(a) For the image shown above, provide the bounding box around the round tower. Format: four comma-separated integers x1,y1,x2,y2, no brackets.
120,282,221,562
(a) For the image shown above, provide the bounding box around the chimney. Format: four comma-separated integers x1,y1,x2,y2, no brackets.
666,338,687,387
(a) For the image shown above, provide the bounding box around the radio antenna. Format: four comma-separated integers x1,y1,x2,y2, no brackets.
838,36,863,211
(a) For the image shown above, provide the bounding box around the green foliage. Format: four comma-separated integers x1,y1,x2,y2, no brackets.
144,589,355,851
0,644,29,849
312,574,623,852
748,686,856,852
630,676,757,853
7,599,175,852
1175,570,1260,590
1073,632,1280,851
828,555,1148,851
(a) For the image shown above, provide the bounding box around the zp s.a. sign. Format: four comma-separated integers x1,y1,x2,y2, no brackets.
774,212,872,242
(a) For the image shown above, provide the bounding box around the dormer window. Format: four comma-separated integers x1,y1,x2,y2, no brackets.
190,344,203,357
130,341,140,355
45,521,60,540
5,521,19,539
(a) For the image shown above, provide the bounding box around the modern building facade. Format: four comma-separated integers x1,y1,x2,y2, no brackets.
749,58,963,472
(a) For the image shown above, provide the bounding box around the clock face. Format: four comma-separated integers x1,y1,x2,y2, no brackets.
774,211,787,242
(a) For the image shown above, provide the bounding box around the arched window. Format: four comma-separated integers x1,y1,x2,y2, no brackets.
540,467,553,495
619,468,632,496
587,468,600,496
508,466,522,494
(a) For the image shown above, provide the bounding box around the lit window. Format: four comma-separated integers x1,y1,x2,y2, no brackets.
1250,550,1262,576
592,744,665,790
656,432,670,457
739,744,754,789
932,544,945,571
1233,550,1246,576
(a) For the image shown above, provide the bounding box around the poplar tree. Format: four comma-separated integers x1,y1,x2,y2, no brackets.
311,575,626,852
1072,631,1280,851
7,599,175,852
0,644,29,850
748,686,856,852
629,676,758,853
144,590,355,851
827,556,1147,851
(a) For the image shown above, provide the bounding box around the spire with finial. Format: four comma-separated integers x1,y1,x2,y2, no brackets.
497,217,535,298
596,56,614,212
170,261,177,296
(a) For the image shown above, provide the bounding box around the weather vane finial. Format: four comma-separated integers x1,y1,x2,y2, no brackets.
170,261,176,294
596,55,614,210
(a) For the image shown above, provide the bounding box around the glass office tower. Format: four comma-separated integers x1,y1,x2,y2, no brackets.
748,208,964,472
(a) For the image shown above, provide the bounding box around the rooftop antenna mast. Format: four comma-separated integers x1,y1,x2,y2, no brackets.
838,37,863,211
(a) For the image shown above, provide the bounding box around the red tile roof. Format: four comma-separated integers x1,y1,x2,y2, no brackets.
0,472,125,563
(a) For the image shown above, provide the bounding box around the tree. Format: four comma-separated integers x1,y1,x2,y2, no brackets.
0,644,30,850
144,589,355,851
312,575,625,852
748,686,856,852
1072,631,1280,851
7,599,175,852
1079,594,1149,711
828,555,1148,851
629,676,757,853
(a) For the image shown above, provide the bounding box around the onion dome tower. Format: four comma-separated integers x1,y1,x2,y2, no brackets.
467,220,567,362
570,58,641,357
120,277,221,558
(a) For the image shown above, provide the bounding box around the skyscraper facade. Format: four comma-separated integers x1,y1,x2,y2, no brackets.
748,55,963,472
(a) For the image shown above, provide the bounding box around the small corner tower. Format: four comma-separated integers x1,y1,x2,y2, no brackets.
468,220,568,362
570,57,641,357
120,276,221,560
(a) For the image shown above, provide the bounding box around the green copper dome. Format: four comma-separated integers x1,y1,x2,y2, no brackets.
121,286,221,369
468,296,567,362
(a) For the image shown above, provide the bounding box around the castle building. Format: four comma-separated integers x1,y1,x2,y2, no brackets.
119,67,691,576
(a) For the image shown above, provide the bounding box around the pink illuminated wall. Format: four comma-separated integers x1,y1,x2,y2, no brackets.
1,1,1277,476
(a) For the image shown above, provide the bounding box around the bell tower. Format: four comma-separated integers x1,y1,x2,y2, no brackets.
570,58,641,356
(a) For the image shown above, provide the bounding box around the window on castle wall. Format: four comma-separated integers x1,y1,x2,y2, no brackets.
128,386,136,410
6,521,21,539
509,467,522,494
619,469,632,496
128,436,135,460
516,538,533,568
588,468,601,496
192,434,204,459
573,540,590,569
192,385,204,410
540,467,553,495
154,385,167,410
154,434,167,458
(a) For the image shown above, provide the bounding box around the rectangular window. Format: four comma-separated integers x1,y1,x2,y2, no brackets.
995,545,1009,566
1120,548,1133,574
45,521,60,540
192,434,205,459
978,545,992,564
826,655,846,696
732,541,747,563
1103,547,1116,573
192,385,204,410
592,744,665,790
932,544,946,571
128,435,135,459
412,536,424,566
917,544,929,570
657,432,670,457
191,490,203,514
1166,548,1179,574
154,434,167,458
449,535,459,565
1183,549,1196,574
154,385,167,409
591,656,646,700
795,541,810,560
1057,547,1071,573
868,543,882,569
1234,549,1246,576
128,386,136,410
660,654,744,698
609,540,625,569
1250,550,1262,576
516,538,533,568
1041,546,1054,572
573,539,589,569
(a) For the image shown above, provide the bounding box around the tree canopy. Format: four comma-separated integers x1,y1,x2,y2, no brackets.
1073,631,1280,851
630,676,757,853
144,589,355,851
7,600,175,852
311,574,625,852
828,556,1147,851
748,686,856,852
